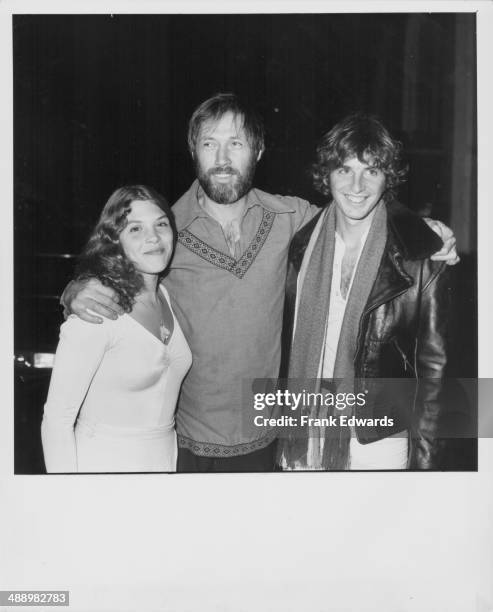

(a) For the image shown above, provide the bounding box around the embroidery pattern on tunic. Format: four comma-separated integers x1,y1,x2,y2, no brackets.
177,210,275,279
177,432,276,457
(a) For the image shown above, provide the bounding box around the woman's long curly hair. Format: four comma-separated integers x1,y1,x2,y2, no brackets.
75,185,176,312
311,113,408,200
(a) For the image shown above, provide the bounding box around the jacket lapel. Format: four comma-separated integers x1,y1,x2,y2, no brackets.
363,200,442,313
363,241,413,314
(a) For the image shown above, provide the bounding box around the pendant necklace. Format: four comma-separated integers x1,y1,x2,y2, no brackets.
159,320,171,344
157,292,171,343
136,292,171,344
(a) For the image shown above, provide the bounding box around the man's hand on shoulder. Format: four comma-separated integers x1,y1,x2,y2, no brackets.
61,278,124,324
423,218,460,265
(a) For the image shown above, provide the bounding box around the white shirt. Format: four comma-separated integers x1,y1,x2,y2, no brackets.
321,231,367,379
41,286,192,472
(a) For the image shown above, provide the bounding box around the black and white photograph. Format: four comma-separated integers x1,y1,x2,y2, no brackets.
14,11,477,475
2,2,493,611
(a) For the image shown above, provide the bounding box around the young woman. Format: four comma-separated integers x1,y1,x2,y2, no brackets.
41,186,192,472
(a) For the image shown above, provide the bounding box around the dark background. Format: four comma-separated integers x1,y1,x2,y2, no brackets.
13,13,477,471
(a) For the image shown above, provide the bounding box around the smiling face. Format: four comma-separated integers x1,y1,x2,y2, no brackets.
119,200,174,276
329,156,387,225
193,111,262,204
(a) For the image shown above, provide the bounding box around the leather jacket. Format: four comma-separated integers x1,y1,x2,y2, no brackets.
279,200,454,469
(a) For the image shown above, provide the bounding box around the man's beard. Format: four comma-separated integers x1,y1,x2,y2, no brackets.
195,158,257,204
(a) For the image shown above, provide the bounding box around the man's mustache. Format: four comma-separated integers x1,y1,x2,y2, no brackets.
208,166,240,176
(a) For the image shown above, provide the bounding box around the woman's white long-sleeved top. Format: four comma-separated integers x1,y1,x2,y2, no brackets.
41,286,192,473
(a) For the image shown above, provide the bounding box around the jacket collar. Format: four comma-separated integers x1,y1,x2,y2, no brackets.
385,199,442,261
172,180,297,230
364,199,443,313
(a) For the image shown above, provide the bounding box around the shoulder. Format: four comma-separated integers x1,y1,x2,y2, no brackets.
171,183,198,226
386,200,443,261
251,188,312,214
284,208,327,272
250,189,321,236
60,314,123,342
291,207,326,247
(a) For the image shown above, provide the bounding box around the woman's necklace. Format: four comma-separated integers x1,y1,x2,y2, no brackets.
159,320,171,344
136,291,171,344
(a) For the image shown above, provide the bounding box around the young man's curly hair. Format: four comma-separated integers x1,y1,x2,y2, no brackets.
311,113,408,200
75,185,176,312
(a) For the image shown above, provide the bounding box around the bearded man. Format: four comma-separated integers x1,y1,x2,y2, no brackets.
63,94,458,472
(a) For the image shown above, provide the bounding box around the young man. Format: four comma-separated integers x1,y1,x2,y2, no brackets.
278,113,452,470
63,94,458,472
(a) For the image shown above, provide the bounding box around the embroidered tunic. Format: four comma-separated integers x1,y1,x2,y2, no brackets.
165,180,317,457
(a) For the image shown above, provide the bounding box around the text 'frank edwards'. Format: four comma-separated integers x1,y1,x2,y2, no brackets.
252,390,394,428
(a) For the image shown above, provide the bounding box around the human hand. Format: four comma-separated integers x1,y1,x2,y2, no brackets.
423,218,460,265
61,278,124,323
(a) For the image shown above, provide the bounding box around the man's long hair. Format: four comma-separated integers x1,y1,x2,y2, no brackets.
312,113,408,199
75,185,176,312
